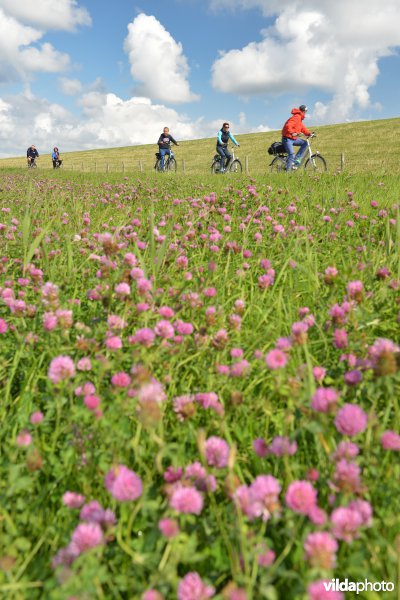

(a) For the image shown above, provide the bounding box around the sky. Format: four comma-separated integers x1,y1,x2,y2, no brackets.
0,0,399,157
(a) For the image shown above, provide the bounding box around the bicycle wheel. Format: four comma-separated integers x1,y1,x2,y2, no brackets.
155,159,162,171
211,160,221,174
167,158,177,172
229,159,242,174
270,157,286,172
305,154,326,172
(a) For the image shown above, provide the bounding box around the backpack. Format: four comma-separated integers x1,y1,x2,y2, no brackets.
268,142,286,155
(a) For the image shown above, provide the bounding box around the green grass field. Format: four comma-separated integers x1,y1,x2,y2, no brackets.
1,117,400,175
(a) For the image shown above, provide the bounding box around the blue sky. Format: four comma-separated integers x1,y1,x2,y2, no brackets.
0,0,399,156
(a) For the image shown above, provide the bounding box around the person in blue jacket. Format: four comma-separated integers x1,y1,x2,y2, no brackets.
216,122,239,173
52,147,62,168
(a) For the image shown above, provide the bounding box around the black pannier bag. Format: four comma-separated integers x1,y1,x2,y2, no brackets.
268,142,286,155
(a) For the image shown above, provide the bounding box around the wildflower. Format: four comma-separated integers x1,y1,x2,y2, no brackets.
268,436,297,456
311,388,339,413
258,549,276,567
158,518,180,538
334,404,368,437
142,591,164,600
308,580,344,599
63,492,86,509
205,436,230,468
265,349,288,369
163,466,183,483
0,318,8,333
130,327,155,347
115,282,131,297
84,395,100,411
173,395,197,421
346,280,364,302
312,366,326,382
331,460,361,493
196,392,224,416
324,266,338,284
105,465,143,502
253,438,269,457
308,505,328,526
170,485,204,514
333,328,348,349
304,532,338,569
48,355,75,384
381,430,400,451
30,411,44,425
249,475,281,521
71,522,103,553
285,480,317,515
77,357,92,371
344,370,362,386
154,320,175,339
348,499,373,526
368,338,400,376
137,380,166,405
178,572,215,600
332,441,360,461
105,335,122,350
16,430,32,447
111,372,131,388
331,506,363,542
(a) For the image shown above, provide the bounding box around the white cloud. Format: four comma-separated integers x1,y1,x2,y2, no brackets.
0,2,90,83
211,0,400,121
124,13,199,104
0,88,207,156
58,77,83,95
0,0,91,31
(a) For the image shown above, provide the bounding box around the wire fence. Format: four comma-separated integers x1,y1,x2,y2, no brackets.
7,152,400,175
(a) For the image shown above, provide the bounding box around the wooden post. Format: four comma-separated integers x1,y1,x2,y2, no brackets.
122,162,125,173
245,156,249,174
341,153,345,171
81,161,84,171
139,160,143,172
182,159,186,173
95,161,97,173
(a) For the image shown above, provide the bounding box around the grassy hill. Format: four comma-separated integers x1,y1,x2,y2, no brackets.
1,117,399,175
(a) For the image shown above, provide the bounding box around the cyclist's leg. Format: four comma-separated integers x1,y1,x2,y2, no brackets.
216,146,226,170
223,147,232,170
53,160,56,169
159,148,167,169
293,138,307,162
282,138,294,171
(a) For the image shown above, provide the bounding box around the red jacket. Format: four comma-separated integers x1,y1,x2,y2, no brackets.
282,108,311,140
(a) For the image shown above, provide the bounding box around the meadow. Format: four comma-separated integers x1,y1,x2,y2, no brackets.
1,117,400,176
0,166,399,600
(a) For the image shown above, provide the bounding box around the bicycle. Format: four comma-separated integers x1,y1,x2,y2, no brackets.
27,158,37,169
211,147,242,174
154,149,177,172
269,133,326,173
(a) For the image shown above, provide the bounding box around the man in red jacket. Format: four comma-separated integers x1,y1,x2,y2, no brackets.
281,105,311,171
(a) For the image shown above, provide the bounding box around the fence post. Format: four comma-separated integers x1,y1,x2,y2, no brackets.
139,160,143,172
182,159,186,173
122,162,125,173
245,156,249,174
341,153,345,171
95,161,97,173
81,161,84,171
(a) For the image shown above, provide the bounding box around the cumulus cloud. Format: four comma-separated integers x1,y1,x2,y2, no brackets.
0,1,90,83
124,13,199,104
58,77,83,95
0,88,207,156
0,0,91,31
211,0,400,121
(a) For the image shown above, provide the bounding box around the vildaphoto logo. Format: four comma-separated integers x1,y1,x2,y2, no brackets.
323,579,395,594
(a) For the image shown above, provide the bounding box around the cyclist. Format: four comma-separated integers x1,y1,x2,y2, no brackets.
52,147,62,168
216,122,239,173
157,127,179,170
281,105,311,171
27,145,39,167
